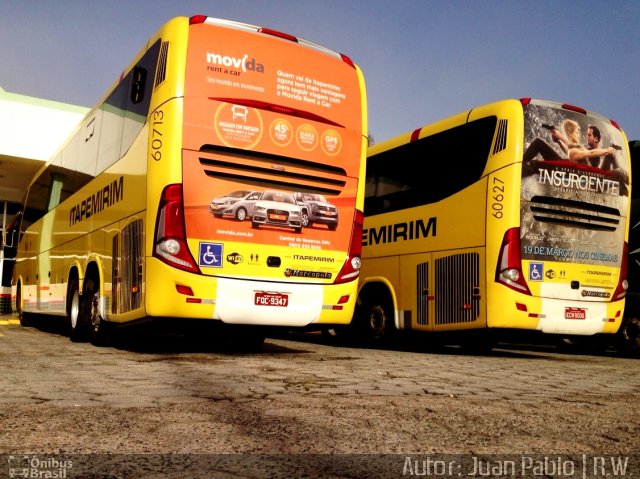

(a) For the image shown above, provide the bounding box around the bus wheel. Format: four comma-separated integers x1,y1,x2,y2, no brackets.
16,283,29,327
68,278,88,342
81,276,110,346
617,316,640,355
355,290,394,344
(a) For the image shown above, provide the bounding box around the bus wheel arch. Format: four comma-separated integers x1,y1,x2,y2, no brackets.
354,281,395,344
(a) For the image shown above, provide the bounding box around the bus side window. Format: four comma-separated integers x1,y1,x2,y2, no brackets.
410,117,496,202
364,196,384,216
130,66,147,104
120,40,161,159
364,117,497,215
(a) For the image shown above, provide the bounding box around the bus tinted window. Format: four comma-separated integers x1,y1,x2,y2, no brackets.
365,116,496,215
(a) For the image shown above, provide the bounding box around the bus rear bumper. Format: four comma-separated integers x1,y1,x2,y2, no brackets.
145,259,356,327
489,296,624,336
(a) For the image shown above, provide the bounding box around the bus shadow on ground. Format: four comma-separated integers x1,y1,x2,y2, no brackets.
19,313,309,355
271,328,638,360
16,314,638,359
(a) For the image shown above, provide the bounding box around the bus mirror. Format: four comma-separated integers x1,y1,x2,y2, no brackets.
2,229,17,249
3,212,23,249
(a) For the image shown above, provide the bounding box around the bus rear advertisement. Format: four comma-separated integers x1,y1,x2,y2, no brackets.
519,100,629,336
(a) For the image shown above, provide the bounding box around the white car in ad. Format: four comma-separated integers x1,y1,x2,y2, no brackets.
251,190,303,233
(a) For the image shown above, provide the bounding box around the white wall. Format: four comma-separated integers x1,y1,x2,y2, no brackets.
0,86,88,161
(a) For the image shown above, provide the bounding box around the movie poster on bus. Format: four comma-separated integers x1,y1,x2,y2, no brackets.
519,103,630,267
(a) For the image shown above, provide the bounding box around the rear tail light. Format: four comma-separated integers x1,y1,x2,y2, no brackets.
560,103,588,115
258,27,298,43
153,184,200,274
612,242,628,300
495,227,532,295
334,209,363,284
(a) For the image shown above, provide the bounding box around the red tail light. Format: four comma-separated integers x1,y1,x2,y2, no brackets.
334,209,363,284
340,53,355,68
258,27,298,43
153,184,200,274
561,103,587,115
612,241,628,300
495,227,532,295
189,15,207,25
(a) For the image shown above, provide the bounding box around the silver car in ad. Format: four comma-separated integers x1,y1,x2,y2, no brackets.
209,190,262,221
251,190,303,233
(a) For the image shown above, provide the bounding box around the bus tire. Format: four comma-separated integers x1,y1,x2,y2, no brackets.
68,278,88,342
16,283,30,327
82,277,110,346
19,313,31,327
354,287,394,345
617,316,640,355
81,275,110,347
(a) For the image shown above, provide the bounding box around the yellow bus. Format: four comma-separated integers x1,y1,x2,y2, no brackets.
351,98,631,349
11,15,368,347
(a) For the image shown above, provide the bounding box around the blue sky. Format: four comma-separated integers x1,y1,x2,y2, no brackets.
1,0,639,144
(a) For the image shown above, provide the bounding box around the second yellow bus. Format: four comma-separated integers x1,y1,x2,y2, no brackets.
350,98,631,349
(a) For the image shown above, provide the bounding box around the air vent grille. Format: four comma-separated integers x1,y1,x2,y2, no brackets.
529,196,620,231
492,119,508,154
154,41,169,89
198,145,348,195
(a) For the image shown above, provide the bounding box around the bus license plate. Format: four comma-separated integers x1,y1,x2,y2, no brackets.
565,307,586,320
255,292,289,307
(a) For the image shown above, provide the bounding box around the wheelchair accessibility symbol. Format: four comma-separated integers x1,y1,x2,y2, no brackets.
529,262,544,281
199,242,223,267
